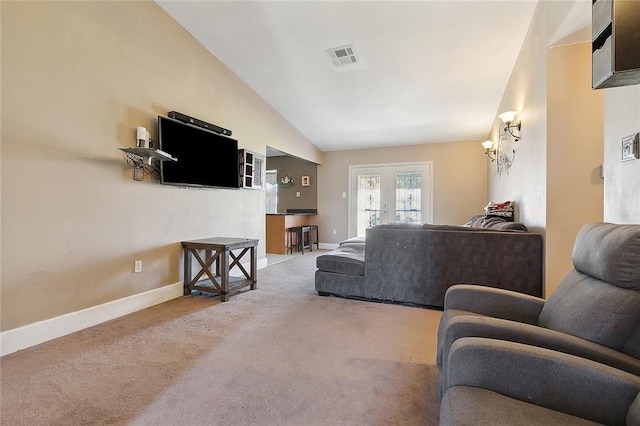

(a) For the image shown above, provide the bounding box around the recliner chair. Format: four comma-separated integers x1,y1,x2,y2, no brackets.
440,337,640,425
437,222,640,393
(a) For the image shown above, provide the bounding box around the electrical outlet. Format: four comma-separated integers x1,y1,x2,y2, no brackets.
342,192,347,198
296,191,301,198
332,229,337,235
134,260,143,273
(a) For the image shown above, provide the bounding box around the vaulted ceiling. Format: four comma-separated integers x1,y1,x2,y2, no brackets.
157,1,541,152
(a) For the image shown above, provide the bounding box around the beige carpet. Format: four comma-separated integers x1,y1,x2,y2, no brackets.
1,251,442,425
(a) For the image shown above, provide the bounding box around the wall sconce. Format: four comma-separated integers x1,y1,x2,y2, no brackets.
482,140,496,161
481,111,522,176
498,111,522,142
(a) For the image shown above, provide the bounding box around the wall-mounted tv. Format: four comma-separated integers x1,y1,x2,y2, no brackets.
158,115,240,189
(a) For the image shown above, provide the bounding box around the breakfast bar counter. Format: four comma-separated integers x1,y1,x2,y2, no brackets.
266,213,316,254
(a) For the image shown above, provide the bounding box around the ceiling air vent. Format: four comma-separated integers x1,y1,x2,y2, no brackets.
326,45,359,68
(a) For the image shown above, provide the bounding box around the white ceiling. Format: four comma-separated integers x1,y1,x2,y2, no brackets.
157,1,543,152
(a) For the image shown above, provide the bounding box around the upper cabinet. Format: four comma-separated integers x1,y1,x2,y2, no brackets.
239,149,264,189
592,0,640,89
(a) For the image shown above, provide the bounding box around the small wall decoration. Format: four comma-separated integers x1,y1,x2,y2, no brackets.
621,133,639,161
301,176,310,187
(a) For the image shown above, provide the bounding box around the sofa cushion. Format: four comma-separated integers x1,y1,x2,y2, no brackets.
464,215,528,232
540,270,640,355
316,247,365,276
539,222,640,357
422,224,487,232
339,236,366,247
373,221,529,232
440,386,599,426
571,222,640,290
372,222,422,230
487,221,528,231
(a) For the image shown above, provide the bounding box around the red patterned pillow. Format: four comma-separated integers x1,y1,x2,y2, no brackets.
484,201,515,222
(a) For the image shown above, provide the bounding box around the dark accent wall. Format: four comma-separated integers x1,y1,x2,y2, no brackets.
267,156,318,213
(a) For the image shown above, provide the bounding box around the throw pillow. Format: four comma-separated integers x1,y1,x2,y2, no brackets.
484,201,515,222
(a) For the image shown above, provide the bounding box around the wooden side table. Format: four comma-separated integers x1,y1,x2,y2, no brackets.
182,237,258,301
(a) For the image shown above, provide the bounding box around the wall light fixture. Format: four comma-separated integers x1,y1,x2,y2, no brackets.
482,140,496,161
482,111,522,176
498,110,522,142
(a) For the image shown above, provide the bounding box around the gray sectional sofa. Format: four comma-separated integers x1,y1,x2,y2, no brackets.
315,221,543,308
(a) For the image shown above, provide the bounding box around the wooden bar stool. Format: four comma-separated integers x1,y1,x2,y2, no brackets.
309,225,319,250
287,226,312,254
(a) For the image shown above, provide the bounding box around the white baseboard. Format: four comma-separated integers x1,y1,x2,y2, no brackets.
258,257,268,269
1,257,269,357
0,282,183,357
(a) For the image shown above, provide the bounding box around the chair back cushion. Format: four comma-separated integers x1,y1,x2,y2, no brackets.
572,223,640,290
539,223,640,358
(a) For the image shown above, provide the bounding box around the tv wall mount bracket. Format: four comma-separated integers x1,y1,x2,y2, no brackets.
119,146,177,181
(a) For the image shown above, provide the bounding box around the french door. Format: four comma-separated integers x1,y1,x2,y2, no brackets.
349,162,432,237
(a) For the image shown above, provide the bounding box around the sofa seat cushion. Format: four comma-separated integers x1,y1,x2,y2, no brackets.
339,236,366,249
316,246,365,276
440,386,599,426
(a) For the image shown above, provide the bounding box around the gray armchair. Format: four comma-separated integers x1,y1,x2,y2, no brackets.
440,337,640,425
437,223,640,393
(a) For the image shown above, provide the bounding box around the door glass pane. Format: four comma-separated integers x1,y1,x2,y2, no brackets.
349,163,431,238
395,172,421,224
265,171,278,214
357,174,381,237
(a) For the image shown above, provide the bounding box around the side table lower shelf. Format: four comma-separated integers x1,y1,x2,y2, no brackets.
182,237,259,301
189,276,254,296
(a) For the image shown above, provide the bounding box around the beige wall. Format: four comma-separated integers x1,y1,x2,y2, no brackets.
546,42,604,295
486,1,611,297
603,85,640,223
0,3,3,322
487,1,575,233
318,141,488,244
1,1,321,331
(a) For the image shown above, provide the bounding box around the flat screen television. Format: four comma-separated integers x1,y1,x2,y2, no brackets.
158,115,239,189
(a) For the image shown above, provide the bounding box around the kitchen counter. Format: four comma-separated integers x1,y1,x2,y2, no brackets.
266,213,316,216
266,213,317,254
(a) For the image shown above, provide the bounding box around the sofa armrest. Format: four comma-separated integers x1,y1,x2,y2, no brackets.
440,315,640,390
446,337,640,425
444,284,545,324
